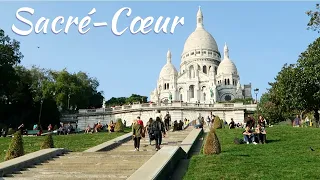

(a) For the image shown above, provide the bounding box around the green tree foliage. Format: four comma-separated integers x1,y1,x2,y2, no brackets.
268,37,320,125
41,133,55,149
114,118,124,132
229,98,254,104
203,129,221,155
5,131,24,161
0,28,104,129
213,116,222,129
257,93,289,124
306,4,320,33
105,94,148,107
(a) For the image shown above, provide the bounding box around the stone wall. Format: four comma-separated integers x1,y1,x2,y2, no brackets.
78,107,251,129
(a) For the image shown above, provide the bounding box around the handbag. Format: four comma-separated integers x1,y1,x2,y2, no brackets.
149,133,155,141
141,127,145,138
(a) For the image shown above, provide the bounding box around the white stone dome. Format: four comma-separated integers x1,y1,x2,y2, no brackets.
217,43,238,75
217,58,238,75
182,7,219,55
183,28,219,54
159,50,178,79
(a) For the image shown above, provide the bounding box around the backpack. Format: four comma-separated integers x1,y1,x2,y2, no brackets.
234,138,244,145
152,121,160,132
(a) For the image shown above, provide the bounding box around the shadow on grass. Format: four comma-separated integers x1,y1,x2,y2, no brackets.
266,139,281,143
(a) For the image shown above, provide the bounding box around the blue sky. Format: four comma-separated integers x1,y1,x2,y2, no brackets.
0,1,318,100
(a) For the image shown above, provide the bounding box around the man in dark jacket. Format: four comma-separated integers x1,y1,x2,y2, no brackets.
164,112,171,131
152,117,166,151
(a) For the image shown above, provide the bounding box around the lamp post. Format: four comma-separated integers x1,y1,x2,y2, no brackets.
68,94,71,110
254,88,259,104
38,99,43,125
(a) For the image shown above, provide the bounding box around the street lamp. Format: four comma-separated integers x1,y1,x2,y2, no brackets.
38,99,43,125
254,88,259,104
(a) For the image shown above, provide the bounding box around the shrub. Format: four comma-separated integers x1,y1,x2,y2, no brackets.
8,128,15,135
114,118,124,132
213,116,223,129
203,129,221,155
5,131,24,161
40,133,54,149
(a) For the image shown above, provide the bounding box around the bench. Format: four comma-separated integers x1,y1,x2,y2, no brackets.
27,130,39,135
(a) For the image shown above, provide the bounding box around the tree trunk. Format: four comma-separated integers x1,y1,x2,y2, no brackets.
314,109,319,128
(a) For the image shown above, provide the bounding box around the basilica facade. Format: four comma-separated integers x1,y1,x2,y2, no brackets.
150,7,252,104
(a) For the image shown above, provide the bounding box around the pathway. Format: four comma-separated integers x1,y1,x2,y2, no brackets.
3,127,193,180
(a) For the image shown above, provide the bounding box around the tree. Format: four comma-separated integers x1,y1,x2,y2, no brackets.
104,94,148,107
41,133,54,149
257,92,288,124
203,129,221,155
5,131,24,161
268,38,320,126
306,4,320,33
114,118,124,132
0,29,24,127
213,116,222,129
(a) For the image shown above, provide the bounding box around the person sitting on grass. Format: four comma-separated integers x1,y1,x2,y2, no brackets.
95,121,103,133
255,124,267,144
108,121,115,132
84,124,91,134
243,126,257,145
229,118,235,129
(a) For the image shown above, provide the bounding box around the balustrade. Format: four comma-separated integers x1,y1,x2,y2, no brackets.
77,102,255,114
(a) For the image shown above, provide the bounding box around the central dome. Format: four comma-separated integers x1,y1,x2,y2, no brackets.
182,6,219,56
183,28,219,54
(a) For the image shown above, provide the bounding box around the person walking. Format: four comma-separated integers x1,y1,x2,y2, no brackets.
152,117,166,151
164,112,171,131
146,118,154,145
132,120,142,151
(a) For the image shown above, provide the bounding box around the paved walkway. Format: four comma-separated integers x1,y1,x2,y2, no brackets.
3,127,193,180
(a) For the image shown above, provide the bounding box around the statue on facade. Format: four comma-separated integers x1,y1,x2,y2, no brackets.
210,88,214,98
169,91,172,102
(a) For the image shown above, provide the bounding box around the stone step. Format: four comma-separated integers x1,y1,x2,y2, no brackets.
30,163,145,170
56,153,153,159
43,157,152,163
7,127,194,179
9,171,131,179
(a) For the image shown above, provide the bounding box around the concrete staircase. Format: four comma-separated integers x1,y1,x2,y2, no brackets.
3,127,193,180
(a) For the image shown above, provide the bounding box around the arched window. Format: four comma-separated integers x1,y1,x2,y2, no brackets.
189,65,195,79
228,79,230,85
225,79,227,85
225,95,232,101
203,65,207,74
215,67,217,75
167,83,170,89
189,85,195,98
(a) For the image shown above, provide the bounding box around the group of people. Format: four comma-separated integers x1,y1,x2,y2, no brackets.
132,111,166,151
84,120,123,134
293,114,312,127
242,115,267,144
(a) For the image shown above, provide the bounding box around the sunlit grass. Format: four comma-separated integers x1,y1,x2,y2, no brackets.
184,126,320,180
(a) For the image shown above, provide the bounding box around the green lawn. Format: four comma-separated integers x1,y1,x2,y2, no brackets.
184,126,320,180
0,129,130,162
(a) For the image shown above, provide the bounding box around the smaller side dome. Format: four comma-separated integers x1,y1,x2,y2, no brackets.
217,43,238,75
159,50,178,79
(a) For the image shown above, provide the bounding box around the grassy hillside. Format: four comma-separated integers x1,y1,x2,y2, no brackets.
184,126,320,180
